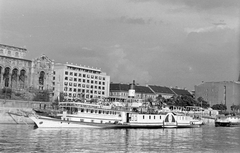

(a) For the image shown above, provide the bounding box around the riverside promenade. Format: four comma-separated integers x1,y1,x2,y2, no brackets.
0,99,52,124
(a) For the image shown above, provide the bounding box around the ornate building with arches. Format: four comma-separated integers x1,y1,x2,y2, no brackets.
0,44,54,92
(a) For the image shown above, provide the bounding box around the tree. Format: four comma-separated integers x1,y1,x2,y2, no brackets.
212,104,227,110
155,94,165,108
231,104,240,111
33,89,51,102
197,97,210,108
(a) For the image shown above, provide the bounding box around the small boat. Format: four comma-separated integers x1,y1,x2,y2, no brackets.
29,102,203,128
215,114,240,127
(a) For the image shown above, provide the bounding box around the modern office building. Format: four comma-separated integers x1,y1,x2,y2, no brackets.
52,63,110,101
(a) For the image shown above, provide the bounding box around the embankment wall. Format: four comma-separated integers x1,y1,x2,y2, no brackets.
0,99,52,124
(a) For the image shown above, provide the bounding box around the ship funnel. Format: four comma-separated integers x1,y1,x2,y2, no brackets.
128,80,135,98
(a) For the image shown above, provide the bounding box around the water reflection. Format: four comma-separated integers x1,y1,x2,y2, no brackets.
0,125,240,153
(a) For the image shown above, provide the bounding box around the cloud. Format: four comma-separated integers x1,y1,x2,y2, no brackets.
82,47,92,51
184,25,230,34
105,46,152,84
108,16,154,25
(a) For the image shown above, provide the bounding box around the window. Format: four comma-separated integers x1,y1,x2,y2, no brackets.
78,89,81,92
103,77,105,80
64,87,68,91
95,76,98,79
53,82,55,85
87,74,90,78
53,71,56,75
65,71,68,75
102,87,105,90
83,74,86,77
65,77,68,80
74,78,77,81
53,77,55,80
78,78,81,82
87,80,89,83
103,82,105,85
0,49,3,54
69,88,72,91
79,73,81,77
70,72,73,76
91,80,93,84
64,82,68,85
95,81,98,84
74,83,77,87
78,84,81,87
102,91,105,95
99,82,101,85
74,73,77,76
69,77,73,81
83,79,85,83
91,75,94,79
69,83,72,86
8,51,11,56
73,88,76,92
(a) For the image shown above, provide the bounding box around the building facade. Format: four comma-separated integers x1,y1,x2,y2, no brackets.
109,83,156,102
52,63,110,101
147,85,175,99
195,81,240,111
0,44,54,92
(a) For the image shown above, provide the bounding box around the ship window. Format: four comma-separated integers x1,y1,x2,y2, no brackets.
143,115,145,119
80,119,84,122
160,116,161,119
154,116,155,119
149,116,151,119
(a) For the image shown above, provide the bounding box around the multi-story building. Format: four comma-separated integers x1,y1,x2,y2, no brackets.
0,44,54,92
109,83,156,102
53,63,110,101
195,81,240,111
147,85,175,99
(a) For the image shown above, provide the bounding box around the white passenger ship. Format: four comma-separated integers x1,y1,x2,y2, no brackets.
29,102,203,128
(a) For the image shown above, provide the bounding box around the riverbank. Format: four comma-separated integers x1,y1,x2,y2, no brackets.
0,99,52,124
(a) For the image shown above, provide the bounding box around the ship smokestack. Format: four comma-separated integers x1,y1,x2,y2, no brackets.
128,80,135,98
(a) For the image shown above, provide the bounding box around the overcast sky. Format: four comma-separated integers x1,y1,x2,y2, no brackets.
0,0,239,90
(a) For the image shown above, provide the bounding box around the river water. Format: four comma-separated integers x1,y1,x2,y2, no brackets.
0,124,239,153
